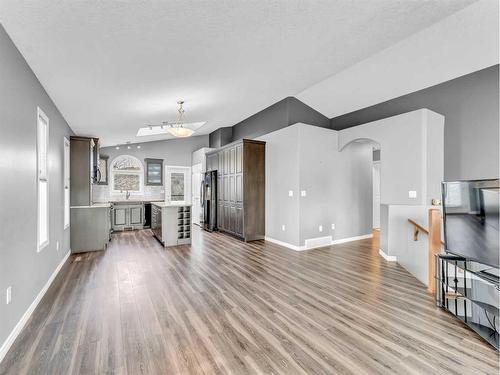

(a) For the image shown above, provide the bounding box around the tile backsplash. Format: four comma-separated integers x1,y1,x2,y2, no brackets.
93,184,165,202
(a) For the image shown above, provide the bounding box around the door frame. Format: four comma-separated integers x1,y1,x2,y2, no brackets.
165,165,191,205
191,163,203,226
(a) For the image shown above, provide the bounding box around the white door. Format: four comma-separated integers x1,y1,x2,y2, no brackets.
372,161,381,228
191,163,202,226
165,166,191,204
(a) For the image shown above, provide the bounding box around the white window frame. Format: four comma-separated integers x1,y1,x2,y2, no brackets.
110,155,144,195
37,107,49,252
64,137,70,229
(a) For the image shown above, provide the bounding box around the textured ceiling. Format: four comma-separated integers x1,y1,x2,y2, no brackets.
0,0,475,146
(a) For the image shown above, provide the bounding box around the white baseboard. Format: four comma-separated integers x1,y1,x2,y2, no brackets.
0,250,70,364
379,248,397,262
264,236,304,251
331,233,373,245
265,233,373,252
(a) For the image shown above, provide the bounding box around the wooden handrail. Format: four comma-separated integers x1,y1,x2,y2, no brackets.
408,219,428,241
408,210,444,294
407,218,444,245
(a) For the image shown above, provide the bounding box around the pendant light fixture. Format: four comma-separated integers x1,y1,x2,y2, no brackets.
137,100,204,138
166,101,194,137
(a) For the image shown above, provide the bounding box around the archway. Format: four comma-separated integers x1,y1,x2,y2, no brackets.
339,138,381,247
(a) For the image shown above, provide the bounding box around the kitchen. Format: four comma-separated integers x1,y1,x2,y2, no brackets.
69,128,266,253
69,133,209,252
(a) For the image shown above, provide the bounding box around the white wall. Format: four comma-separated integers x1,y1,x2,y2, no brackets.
297,0,499,118
259,123,373,249
260,109,444,258
339,109,444,206
192,147,213,171
339,109,444,282
332,141,373,241
259,125,301,246
380,204,435,285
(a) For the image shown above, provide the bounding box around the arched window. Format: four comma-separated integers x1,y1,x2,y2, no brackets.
110,155,143,194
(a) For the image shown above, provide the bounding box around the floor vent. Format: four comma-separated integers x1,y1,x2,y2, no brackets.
304,236,332,249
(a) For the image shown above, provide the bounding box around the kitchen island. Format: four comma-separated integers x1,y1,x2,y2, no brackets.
93,199,164,231
151,202,192,247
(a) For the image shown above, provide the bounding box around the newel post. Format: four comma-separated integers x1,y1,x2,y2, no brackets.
428,209,442,293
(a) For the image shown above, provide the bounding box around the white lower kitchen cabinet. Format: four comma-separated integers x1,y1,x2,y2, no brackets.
70,204,112,253
112,203,144,231
151,202,191,247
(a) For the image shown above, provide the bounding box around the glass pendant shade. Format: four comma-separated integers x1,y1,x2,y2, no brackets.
167,126,194,137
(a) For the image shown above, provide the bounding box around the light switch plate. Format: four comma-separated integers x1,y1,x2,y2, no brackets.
281,225,286,231
6,286,11,305
319,225,323,232
331,223,335,230
408,190,417,199
288,190,294,197
301,190,307,197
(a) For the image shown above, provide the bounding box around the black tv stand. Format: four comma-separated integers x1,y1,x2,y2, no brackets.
480,268,500,283
436,254,499,350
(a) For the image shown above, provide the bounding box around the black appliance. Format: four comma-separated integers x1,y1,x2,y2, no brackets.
144,203,152,228
202,170,217,231
442,179,499,268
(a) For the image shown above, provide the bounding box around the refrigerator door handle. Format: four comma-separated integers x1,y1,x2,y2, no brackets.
200,179,205,208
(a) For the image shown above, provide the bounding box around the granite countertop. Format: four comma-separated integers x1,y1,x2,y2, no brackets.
71,203,112,209
93,199,164,204
151,202,192,208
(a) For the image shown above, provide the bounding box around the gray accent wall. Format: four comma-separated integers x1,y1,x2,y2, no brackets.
209,127,233,149
330,65,499,180
0,25,74,351
210,96,330,147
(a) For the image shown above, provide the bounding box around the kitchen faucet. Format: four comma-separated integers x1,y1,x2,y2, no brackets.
125,190,130,200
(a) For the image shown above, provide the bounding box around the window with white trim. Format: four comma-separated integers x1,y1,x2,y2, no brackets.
110,155,143,193
64,137,70,229
37,107,49,251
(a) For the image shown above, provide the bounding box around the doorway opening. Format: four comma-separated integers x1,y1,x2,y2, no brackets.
340,138,381,248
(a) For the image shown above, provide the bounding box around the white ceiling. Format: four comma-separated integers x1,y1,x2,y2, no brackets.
297,0,498,118
0,0,475,146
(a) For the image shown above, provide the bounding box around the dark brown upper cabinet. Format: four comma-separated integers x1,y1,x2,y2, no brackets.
145,158,164,186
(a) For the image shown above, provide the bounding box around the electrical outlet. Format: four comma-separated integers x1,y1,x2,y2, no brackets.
301,190,307,197
281,225,286,231
6,286,11,305
319,225,323,232
408,190,417,199
331,223,335,230
288,190,294,197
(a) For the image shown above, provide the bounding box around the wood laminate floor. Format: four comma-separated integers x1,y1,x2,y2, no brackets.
0,227,498,374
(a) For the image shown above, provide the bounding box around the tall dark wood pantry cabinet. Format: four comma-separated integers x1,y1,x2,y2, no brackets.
206,139,265,241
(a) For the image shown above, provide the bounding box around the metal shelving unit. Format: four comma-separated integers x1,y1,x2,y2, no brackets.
436,254,500,349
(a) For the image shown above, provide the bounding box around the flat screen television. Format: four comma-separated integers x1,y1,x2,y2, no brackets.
442,179,499,269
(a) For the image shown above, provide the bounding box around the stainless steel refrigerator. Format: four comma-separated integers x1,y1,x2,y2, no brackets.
201,170,217,231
